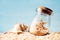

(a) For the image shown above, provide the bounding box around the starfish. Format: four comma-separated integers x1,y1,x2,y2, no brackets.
36,17,48,30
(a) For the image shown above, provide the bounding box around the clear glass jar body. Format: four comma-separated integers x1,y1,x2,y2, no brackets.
30,13,50,35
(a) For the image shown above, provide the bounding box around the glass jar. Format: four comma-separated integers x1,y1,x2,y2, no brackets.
30,6,53,33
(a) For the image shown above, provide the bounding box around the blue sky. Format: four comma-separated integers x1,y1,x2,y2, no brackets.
0,0,60,33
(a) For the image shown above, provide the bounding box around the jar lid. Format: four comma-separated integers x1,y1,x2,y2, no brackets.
37,6,53,16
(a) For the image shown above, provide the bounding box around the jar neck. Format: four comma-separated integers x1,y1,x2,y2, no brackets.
37,12,48,16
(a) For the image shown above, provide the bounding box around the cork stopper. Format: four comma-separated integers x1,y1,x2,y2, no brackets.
37,6,53,16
